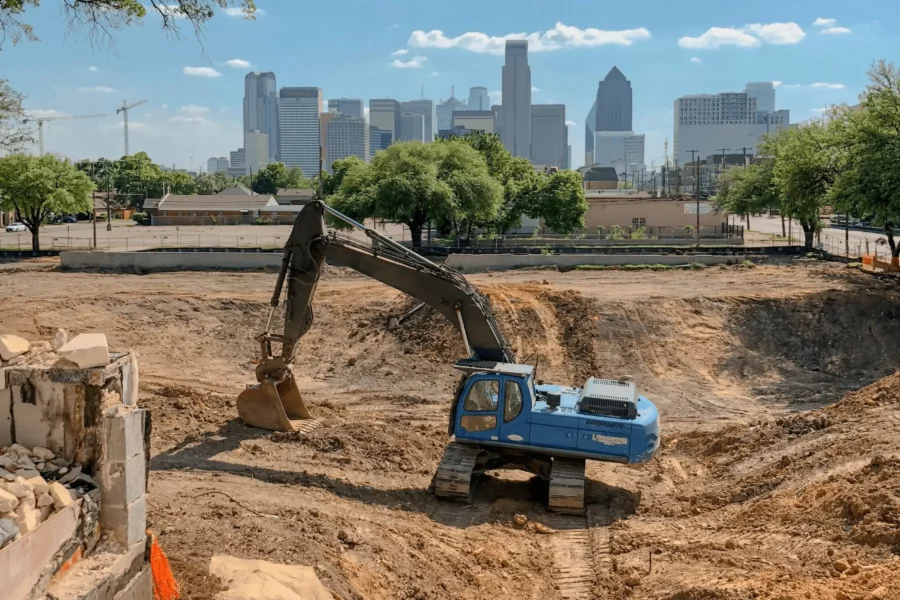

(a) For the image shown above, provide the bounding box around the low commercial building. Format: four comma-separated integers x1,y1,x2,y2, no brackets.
151,192,278,225
276,188,316,206
452,110,495,133
583,192,723,232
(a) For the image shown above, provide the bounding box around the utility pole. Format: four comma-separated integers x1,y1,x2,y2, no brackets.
106,168,112,232
688,149,700,244
742,147,749,166
91,162,97,249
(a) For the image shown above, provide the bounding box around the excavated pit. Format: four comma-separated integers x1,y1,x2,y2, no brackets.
1,264,899,599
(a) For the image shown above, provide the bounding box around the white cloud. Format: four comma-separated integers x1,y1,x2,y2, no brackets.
161,104,168,109
743,22,806,45
224,58,252,69
678,22,805,49
489,90,502,104
678,27,760,49
183,66,221,78
565,120,576,126
821,26,851,35
811,107,827,113
25,109,70,119
431,71,439,77
169,116,212,126
88,66,98,72
773,80,783,87
531,86,540,92
390,56,427,68
408,22,651,55
813,17,836,27
690,57,702,63
178,104,211,116
100,120,149,133
783,84,803,88
77,86,116,93
222,6,264,16
810,82,845,89
391,48,409,56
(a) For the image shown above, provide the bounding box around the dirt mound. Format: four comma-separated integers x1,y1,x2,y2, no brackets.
540,290,602,384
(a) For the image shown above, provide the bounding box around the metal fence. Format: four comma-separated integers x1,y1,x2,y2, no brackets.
819,233,897,262
150,215,301,226
2,234,297,251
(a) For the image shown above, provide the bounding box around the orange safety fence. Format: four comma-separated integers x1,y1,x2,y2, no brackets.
149,532,180,600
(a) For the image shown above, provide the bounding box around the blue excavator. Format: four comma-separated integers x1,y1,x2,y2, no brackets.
236,201,660,514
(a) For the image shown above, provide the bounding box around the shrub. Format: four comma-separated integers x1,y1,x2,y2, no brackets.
132,212,150,226
253,216,274,225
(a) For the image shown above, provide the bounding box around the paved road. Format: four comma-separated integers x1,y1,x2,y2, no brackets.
746,215,892,257
0,219,414,252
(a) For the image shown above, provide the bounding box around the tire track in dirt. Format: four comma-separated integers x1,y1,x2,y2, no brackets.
543,511,610,600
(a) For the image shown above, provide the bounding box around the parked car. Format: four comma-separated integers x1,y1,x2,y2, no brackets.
62,216,77,224
5,223,27,232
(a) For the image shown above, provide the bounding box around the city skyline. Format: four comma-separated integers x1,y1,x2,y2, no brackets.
6,1,879,170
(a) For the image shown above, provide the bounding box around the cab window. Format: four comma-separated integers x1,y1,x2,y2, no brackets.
504,380,523,422
463,379,499,412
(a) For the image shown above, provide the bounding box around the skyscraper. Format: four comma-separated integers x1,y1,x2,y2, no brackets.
436,89,467,133
401,99,436,142
327,98,364,119
326,114,369,171
369,99,401,145
400,113,425,142
501,40,531,158
595,66,632,132
468,87,489,111
278,87,322,178
530,104,567,168
370,127,392,158
744,82,776,114
207,157,229,173
243,72,278,161
673,83,790,163
244,130,270,175
585,100,597,165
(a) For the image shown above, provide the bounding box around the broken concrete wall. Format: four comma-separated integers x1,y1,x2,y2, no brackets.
0,333,150,600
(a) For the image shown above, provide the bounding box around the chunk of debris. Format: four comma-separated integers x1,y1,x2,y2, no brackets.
12,497,39,535
0,517,18,549
19,470,49,495
48,482,74,510
58,466,82,485
0,477,34,499
0,488,18,512
57,333,110,369
51,328,68,351
30,446,55,462
0,335,31,361
36,493,54,508
513,514,528,527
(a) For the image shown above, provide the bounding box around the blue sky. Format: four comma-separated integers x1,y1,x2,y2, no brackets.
2,0,892,171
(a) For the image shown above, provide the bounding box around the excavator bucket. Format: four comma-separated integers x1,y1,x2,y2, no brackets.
236,373,315,432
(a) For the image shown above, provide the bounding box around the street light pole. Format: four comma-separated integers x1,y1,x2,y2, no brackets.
688,149,700,244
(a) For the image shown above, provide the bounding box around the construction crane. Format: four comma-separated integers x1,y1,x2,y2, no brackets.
116,99,148,156
23,114,105,156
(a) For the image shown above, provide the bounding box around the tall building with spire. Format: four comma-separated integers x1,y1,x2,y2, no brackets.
243,72,278,161
595,66,632,132
500,40,531,159
436,88,467,133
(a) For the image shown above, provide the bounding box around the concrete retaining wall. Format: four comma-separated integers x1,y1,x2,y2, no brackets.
445,253,745,271
61,251,281,271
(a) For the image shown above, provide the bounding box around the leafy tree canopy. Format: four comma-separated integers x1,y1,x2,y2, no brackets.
0,153,94,251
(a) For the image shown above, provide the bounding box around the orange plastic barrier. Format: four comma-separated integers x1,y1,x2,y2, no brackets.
149,532,180,600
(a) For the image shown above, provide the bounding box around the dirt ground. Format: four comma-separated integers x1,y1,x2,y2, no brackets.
2,259,899,600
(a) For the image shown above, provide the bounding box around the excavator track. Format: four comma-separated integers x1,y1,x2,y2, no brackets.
433,442,481,503
548,458,586,514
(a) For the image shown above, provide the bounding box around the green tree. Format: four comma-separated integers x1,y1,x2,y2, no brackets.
195,172,228,195
0,154,94,251
830,60,900,259
716,160,780,229
761,120,846,250
162,170,196,195
0,1,256,51
530,170,588,233
1,79,32,152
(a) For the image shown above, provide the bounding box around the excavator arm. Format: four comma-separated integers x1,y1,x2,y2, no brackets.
236,200,515,432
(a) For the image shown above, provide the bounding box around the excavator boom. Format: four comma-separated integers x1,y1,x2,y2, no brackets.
237,201,515,431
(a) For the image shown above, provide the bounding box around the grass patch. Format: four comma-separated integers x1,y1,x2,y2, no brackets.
740,260,756,268
688,262,706,270
574,263,673,271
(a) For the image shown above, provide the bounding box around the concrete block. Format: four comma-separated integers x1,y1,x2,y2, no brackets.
0,335,30,361
121,353,138,407
103,406,145,463
0,488,17,512
0,476,33,498
98,453,146,507
100,494,147,548
0,388,10,447
49,481,74,510
12,496,39,534
58,333,110,369
20,469,49,495
114,567,153,600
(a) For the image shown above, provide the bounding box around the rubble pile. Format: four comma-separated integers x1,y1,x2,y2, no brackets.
0,329,109,369
0,443,93,548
